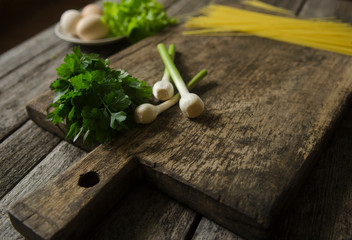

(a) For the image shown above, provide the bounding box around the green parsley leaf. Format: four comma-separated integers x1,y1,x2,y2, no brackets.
48,46,152,144
110,111,127,130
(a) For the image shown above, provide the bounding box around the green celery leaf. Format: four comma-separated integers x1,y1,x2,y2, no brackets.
102,0,177,43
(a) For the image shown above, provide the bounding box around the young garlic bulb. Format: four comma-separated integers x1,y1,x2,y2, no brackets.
152,81,174,101
152,44,175,101
179,93,204,118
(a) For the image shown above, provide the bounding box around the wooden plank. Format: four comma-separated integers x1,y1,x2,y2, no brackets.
0,42,70,141
335,1,352,22
88,183,198,240
299,0,352,21
12,3,352,239
0,27,61,79
0,120,61,199
300,0,337,18
193,218,243,240
0,141,87,240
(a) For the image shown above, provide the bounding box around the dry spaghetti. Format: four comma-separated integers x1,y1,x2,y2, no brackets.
184,4,352,56
243,0,294,16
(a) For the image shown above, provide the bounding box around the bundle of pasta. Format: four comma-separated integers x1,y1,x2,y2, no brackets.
184,4,352,56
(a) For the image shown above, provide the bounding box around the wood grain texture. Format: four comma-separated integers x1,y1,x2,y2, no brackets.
193,218,243,240
300,0,339,18
191,0,352,239
189,105,352,239
298,0,352,24
0,39,71,141
89,183,197,240
269,0,352,238
0,141,87,240
271,105,352,239
0,27,61,79
17,4,352,239
0,120,60,199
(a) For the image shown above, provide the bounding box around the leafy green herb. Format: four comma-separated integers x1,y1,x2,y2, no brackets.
102,0,177,43
47,46,152,145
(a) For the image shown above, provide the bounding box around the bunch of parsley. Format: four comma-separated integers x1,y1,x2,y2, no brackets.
47,46,152,144
102,0,177,43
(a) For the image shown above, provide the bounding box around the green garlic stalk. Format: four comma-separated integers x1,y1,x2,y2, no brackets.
157,43,205,118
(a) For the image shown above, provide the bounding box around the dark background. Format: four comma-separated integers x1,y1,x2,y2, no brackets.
0,0,93,54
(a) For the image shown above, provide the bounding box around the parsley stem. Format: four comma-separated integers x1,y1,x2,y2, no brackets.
99,95,113,114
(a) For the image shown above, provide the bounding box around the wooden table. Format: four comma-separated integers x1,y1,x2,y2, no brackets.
1,0,352,239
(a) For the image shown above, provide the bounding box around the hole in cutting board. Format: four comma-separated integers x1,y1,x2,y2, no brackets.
78,171,100,188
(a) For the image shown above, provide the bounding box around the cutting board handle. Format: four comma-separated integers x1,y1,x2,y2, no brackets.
8,142,140,240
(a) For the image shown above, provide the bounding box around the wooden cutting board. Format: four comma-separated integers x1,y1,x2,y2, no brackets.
9,23,352,239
